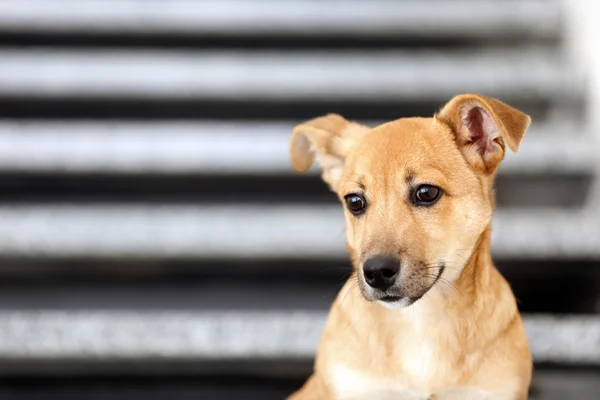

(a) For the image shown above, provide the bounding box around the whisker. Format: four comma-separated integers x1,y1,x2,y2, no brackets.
438,278,463,296
463,214,493,224
421,264,476,280
338,271,354,282
340,275,359,307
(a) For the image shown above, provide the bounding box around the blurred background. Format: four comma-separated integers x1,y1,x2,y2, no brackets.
0,0,598,399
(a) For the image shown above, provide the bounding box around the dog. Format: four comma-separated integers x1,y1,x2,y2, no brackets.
287,94,532,400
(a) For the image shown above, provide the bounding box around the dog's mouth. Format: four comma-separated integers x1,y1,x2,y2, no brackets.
378,295,421,306
430,262,446,288
379,295,402,303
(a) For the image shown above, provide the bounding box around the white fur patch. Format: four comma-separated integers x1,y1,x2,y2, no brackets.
330,364,426,400
377,297,413,309
330,364,504,399
402,337,438,388
436,389,513,400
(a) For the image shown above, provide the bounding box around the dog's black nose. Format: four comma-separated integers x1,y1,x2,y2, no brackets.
363,255,400,291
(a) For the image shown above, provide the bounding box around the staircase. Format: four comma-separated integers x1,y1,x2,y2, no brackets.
0,1,599,399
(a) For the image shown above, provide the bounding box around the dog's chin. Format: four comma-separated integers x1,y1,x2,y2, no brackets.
358,288,423,309
377,295,420,309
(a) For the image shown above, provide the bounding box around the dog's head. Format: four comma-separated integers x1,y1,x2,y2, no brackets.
290,94,530,308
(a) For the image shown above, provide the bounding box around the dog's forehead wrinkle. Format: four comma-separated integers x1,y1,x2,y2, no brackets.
405,168,416,184
345,172,365,189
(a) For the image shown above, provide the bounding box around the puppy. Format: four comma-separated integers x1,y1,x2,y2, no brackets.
287,94,532,400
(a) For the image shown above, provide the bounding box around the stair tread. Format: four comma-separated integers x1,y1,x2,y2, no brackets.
0,120,593,174
0,49,575,100
0,311,595,365
0,206,597,259
0,0,560,37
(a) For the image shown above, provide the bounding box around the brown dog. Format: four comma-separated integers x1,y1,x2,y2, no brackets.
287,94,532,399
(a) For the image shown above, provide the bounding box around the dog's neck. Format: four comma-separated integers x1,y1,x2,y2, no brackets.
414,225,500,314
450,224,495,305
394,225,516,345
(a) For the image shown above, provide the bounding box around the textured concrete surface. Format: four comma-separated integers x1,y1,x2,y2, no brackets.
0,312,597,365
0,121,592,174
0,50,572,100
0,206,598,259
0,0,560,37
0,370,596,400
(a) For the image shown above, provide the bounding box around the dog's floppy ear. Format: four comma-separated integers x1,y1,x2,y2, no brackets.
290,114,368,190
436,94,531,174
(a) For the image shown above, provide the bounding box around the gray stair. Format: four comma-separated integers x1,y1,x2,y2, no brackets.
0,49,576,100
0,312,595,367
0,121,594,175
0,206,598,259
0,0,560,38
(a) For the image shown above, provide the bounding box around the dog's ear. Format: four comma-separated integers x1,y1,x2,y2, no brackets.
290,114,368,190
436,94,531,174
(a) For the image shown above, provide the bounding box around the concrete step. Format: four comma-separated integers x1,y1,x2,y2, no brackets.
0,121,593,175
0,49,576,100
0,205,598,259
0,372,598,400
0,0,560,39
0,272,594,315
0,311,595,367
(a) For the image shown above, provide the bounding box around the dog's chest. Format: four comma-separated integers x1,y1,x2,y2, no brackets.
330,364,426,400
328,334,477,400
328,347,440,400
398,333,440,386
330,364,495,400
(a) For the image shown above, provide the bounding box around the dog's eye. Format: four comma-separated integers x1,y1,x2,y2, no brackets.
344,194,367,215
414,185,442,205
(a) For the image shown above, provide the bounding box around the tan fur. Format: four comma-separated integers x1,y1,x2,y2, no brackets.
291,114,370,190
288,94,532,400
